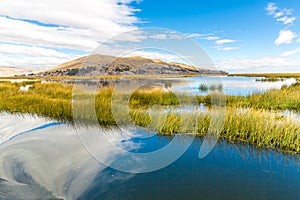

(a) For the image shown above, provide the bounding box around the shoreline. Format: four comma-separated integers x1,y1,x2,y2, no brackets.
229,73,300,78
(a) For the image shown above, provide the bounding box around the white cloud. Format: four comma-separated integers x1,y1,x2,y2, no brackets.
186,34,240,52
274,30,296,45
280,48,300,57
147,32,186,40
0,43,82,68
217,56,299,73
149,34,168,40
0,54,78,69
266,2,296,25
184,35,239,51
0,16,101,51
213,38,238,51
215,39,236,45
0,44,75,59
185,33,223,41
0,0,141,67
205,36,220,41
266,3,298,47
266,2,278,15
185,33,209,38
274,11,284,18
277,16,296,24
126,51,183,63
213,46,239,51
0,0,140,32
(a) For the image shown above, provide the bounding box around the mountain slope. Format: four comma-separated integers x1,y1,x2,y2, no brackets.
40,54,227,76
0,67,37,77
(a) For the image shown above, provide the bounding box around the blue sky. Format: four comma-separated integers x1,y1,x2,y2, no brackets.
0,0,299,73
130,0,300,72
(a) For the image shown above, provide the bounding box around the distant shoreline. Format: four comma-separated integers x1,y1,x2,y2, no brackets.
229,73,300,78
0,73,228,81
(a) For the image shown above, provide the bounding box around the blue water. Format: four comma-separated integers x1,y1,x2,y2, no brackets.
0,114,299,200
166,76,296,96
0,76,299,199
80,138,300,200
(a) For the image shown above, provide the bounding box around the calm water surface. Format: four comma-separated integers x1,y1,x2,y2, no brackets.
166,76,296,96
32,75,296,96
0,113,299,200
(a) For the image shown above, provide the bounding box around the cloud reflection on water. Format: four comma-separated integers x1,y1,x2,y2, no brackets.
0,114,137,200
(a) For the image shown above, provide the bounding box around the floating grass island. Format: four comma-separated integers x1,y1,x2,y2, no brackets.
0,76,300,154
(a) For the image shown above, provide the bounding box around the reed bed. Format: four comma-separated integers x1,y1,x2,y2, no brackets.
255,78,286,82
0,82,73,121
198,82,300,110
1,81,300,153
144,107,300,153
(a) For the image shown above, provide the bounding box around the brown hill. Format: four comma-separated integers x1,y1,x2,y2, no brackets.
39,54,227,76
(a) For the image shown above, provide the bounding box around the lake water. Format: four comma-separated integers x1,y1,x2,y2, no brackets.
1,76,299,199
166,76,296,96
0,113,300,200
40,75,296,96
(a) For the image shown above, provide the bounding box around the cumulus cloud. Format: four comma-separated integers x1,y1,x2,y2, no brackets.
0,16,103,51
0,43,82,68
0,0,140,34
0,55,76,68
0,43,75,59
274,30,296,45
266,3,298,49
0,0,141,68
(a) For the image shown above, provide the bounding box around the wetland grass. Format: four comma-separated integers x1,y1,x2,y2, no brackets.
146,107,300,153
197,82,300,110
1,80,300,153
199,84,208,92
255,78,286,82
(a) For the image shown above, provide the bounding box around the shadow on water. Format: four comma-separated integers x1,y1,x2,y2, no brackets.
0,113,300,200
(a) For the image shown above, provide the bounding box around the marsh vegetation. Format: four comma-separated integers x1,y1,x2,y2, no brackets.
1,77,300,153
